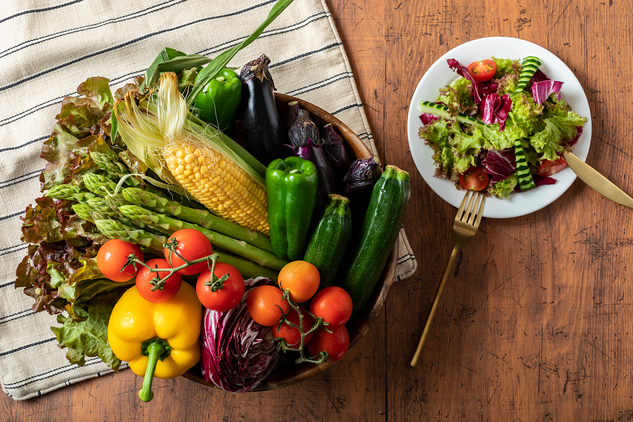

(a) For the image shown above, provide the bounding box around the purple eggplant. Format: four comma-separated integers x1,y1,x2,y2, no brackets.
290,139,339,211
322,124,353,183
240,55,284,166
285,101,301,127
343,156,382,227
288,113,320,149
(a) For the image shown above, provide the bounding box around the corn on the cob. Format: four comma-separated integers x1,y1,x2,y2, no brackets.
114,72,270,235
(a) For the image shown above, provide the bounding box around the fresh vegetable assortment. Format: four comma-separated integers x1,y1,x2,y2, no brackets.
13,0,412,401
418,56,588,198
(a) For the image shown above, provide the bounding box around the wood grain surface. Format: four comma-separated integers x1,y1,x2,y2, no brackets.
2,0,633,420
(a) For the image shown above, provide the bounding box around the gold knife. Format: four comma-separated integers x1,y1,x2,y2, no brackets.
563,151,633,209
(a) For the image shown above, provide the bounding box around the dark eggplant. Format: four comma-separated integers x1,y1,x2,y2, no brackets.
309,138,339,211
285,101,301,127
322,124,353,184
288,113,320,148
343,156,382,229
239,55,284,166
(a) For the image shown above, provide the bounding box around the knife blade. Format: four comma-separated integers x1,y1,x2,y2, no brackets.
563,151,633,209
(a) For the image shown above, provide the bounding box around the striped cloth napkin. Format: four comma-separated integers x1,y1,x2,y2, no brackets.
0,0,417,400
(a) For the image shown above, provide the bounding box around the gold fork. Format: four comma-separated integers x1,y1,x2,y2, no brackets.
410,190,486,367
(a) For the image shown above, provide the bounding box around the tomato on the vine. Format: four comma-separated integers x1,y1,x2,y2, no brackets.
136,258,182,303
458,166,489,192
196,262,244,312
246,285,289,327
467,59,497,83
277,261,320,303
272,307,315,348
310,287,353,328
537,156,567,177
164,228,213,276
96,239,144,282
307,325,349,362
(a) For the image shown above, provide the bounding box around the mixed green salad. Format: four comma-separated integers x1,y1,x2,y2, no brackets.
417,56,588,198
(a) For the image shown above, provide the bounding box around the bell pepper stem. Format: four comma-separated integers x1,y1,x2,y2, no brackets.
138,340,165,402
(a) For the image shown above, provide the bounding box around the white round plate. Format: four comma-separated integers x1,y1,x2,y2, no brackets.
406,37,592,219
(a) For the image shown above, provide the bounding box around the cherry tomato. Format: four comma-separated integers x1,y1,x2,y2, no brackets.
196,262,245,312
136,258,182,303
164,228,213,275
537,156,567,177
272,307,315,348
310,287,353,328
467,59,497,83
277,261,320,303
307,325,350,362
96,239,144,282
246,285,290,326
458,166,489,191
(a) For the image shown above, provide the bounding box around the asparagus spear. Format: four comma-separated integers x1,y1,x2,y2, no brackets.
91,151,131,176
93,218,166,252
214,248,279,281
45,184,97,202
72,203,95,223
117,205,288,271
83,173,118,196
122,187,274,253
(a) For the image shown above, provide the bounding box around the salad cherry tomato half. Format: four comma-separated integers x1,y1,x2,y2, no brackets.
196,262,245,312
309,287,353,328
537,156,567,177
458,166,490,192
467,59,497,83
96,239,144,282
307,325,350,362
246,285,290,327
272,307,315,348
136,258,183,303
164,228,213,276
277,261,320,304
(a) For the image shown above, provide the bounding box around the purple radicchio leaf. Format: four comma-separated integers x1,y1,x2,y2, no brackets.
200,277,280,393
533,174,557,187
481,93,512,131
447,58,484,104
482,148,516,184
531,69,550,83
531,80,564,105
568,125,584,147
419,113,439,126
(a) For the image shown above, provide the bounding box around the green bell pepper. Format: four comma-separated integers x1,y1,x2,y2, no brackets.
194,68,242,132
266,157,318,260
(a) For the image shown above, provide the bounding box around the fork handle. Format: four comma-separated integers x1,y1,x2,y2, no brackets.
410,244,462,367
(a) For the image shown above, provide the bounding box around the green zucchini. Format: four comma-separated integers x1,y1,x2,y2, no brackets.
303,194,352,289
515,56,542,93
514,139,535,190
339,165,411,319
419,100,484,127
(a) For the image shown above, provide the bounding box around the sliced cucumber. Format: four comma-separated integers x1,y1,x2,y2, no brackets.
419,100,484,127
514,139,535,191
515,56,542,93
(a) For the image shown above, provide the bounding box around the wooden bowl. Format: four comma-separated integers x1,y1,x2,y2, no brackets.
183,93,399,391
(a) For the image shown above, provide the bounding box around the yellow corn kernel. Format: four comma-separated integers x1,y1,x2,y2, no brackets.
163,143,269,235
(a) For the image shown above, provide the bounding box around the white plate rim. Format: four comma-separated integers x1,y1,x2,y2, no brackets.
406,36,592,219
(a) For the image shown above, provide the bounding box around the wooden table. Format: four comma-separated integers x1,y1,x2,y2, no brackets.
2,0,631,420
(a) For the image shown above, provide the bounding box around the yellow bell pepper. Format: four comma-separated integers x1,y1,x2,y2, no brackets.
107,282,202,402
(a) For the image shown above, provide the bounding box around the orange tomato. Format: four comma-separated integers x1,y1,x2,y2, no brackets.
277,261,320,303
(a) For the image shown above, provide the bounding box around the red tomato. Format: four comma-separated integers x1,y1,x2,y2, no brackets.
96,239,144,282
467,59,497,83
307,325,350,362
537,157,567,177
272,307,315,348
277,261,320,303
310,287,353,328
458,166,490,192
164,229,213,275
246,285,290,327
196,262,245,312
136,258,182,303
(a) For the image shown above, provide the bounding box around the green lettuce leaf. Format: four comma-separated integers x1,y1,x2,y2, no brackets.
489,174,518,198
438,77,476,115
51,304,121,370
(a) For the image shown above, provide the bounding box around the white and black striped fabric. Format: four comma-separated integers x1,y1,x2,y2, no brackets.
0,0,417,400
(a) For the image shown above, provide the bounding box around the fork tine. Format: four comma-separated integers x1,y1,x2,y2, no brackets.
473,194,486,228
464,192,481,225
456,190,472,218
